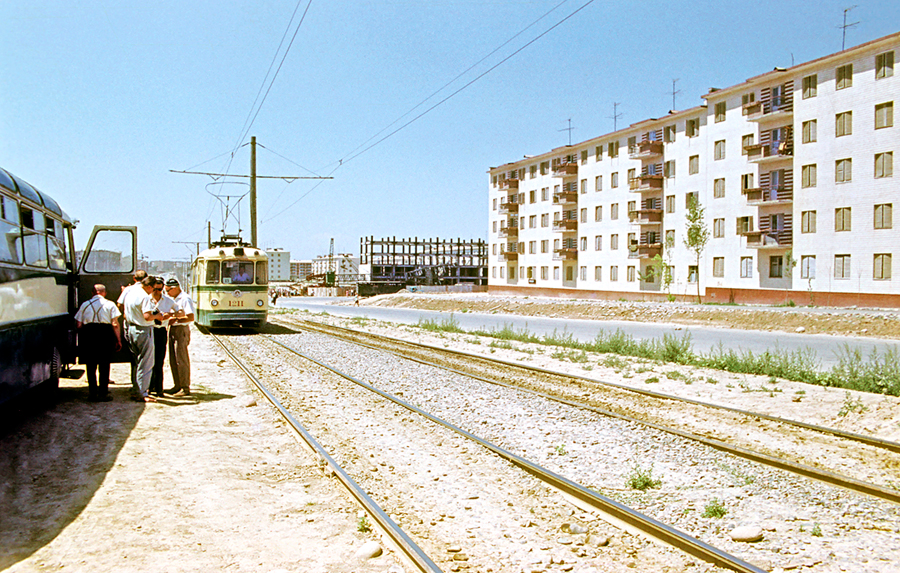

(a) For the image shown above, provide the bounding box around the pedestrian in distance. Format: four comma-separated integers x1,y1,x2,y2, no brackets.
74,284,122,402
122,276,173,402
148,276,181,398
164,278,195,397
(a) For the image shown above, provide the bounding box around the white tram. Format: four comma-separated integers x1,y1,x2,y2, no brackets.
1,166,138,407
190,241,268,330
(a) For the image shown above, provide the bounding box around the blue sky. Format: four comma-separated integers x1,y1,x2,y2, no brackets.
3,1,899,262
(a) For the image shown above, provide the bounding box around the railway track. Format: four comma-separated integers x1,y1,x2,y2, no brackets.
212,331,767,573
272,316,900,505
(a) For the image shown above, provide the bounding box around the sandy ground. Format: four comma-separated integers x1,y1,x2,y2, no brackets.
0,328,403,573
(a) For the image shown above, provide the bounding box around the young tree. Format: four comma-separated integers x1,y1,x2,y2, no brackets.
683,195,709,304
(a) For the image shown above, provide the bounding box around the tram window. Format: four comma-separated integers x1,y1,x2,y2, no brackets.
47,218,66,270
255,261,268,284
206,261,220,284
82,229,133,272
223,261,253,284
0,196,22,264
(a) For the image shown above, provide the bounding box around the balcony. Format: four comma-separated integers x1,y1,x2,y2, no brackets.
628,209,663,224
498,198,520,214
627,242,662,259
742,231,792,249
744,141,793,164
553,219,578,232
743,186,793,206
498,226,518,239
498,244,519,260
629,174,664,192
628,140,664,160
745,99,794,123
552,190,577,205
551,162,578,177
498,178,519,191
552,247,578,261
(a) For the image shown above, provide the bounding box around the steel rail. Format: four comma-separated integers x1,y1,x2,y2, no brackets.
261,334,768,573
280,318,900,505
285,317,900,454
210,334,444,573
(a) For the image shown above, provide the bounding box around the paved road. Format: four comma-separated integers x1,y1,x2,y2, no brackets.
277,297,900,370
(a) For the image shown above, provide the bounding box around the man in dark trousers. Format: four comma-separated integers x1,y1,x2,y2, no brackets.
74,284,122,402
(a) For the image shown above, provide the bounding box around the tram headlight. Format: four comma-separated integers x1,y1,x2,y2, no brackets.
210,299,219,307
256,299,264,307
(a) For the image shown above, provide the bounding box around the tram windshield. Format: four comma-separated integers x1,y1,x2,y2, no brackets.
222,260,254,284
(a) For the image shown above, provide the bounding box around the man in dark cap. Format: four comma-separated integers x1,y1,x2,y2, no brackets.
164,278,196,396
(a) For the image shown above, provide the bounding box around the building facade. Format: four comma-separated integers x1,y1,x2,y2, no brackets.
488,31,900,306
359,236,488,285
312,253,360,284
290,259,312,281
265,248,291,282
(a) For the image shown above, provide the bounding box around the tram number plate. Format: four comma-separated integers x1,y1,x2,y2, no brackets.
228,301,244,307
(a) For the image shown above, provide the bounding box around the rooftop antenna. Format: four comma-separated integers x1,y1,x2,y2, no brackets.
558,118,574,146
609,102,622,132
839,5,859,51
670,79,681,111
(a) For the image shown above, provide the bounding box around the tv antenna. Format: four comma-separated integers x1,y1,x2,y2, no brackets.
609,102,622,132
670,79,681,111
839,5,859,51
558,118,574,146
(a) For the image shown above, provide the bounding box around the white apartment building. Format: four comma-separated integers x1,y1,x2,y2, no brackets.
291,259,312,281
488,30,900,307
312,253,360,283
265,248,291,282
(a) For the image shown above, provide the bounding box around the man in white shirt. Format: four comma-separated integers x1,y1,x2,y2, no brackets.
117,269,148,311
165,278,196,396
122,276,173,402
148,276,181,397
74,284,122,402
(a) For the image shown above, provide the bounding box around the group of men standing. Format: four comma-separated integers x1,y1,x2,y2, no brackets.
74,269,196,403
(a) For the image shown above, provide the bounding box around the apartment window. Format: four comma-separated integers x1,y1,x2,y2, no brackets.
875,254,892,280
685,192,698,208
580,266,587,281
769,255,784,278
553,238,560,250
835,207,852,232
737,216,753,234
664,125,676,142
664,160,675,178
801,256,816,279
608,141,619,158
581,150,588,164
611,234,619,250
714,140,726,160
595,146,602,161
715,102,726,122
627,266,636,282
519,216,525,229
876,51,894,79
611,173,619,188
835,158,852,183
628,136,637,153
665,229,675,245
801,210,817,233
713,218,724,238
540,161,549,175
802,120,817,143
610,266,618,281
875,203,893,229
688,265,698,283
627,232,636,251
627,200,636,216
492,244,497,255
595,206,602,221
834,254,851,279
875,102,894,129
541,187,548,201
530,165,537,179
741,173,754,191
611,203,619,220
713,178,725,198
802,74,817,98
801,164,817,188
541,213,549,227
529,241,536,254
741,134,753,155
627,168,636,184
580,208,587,223
712,257,724,277
500,266,504,278
541,266,548,280
553,266,559,280
875,152,893,178
836,64,853,90
595,175,602,192
527,190,534,203
541,240,548,253
566,266,574,281
742,92,756,106
665,195,675,213
580,179,587,194
594,266,602,281
580,237,587,251
686,118,699,137
529,215,536,228
740,257,753,278
594,235,602,250
689,155,699,174
492,198,497,211
492,221,497,233
836,111,852,137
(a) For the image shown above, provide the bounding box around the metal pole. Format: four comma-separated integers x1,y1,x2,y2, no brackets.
250,136,257,247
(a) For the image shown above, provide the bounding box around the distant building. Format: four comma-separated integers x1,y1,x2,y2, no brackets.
265,248,291,282
359,236,488,286
312,253,359,284
290,259,312,281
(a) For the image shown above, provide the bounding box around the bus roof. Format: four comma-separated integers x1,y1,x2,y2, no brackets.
0,167,74,223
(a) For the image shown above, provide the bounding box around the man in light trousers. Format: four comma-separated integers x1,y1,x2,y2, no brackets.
122,276,173,402
164,278,195,396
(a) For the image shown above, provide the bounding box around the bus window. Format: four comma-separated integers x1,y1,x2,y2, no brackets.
256,261,268,284
206,260,220,284
82,229,133,272
0,195,22,264
21,207,48,267
47,218,67,270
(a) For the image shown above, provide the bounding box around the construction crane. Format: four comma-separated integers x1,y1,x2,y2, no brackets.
325,238,335,287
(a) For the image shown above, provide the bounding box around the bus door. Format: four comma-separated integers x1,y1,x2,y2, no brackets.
75,226,138,364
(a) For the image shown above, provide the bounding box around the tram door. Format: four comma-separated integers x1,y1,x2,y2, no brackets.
75,226,138,364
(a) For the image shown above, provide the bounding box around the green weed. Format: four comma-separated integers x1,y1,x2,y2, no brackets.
625,464,662,491
702,498,727,518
